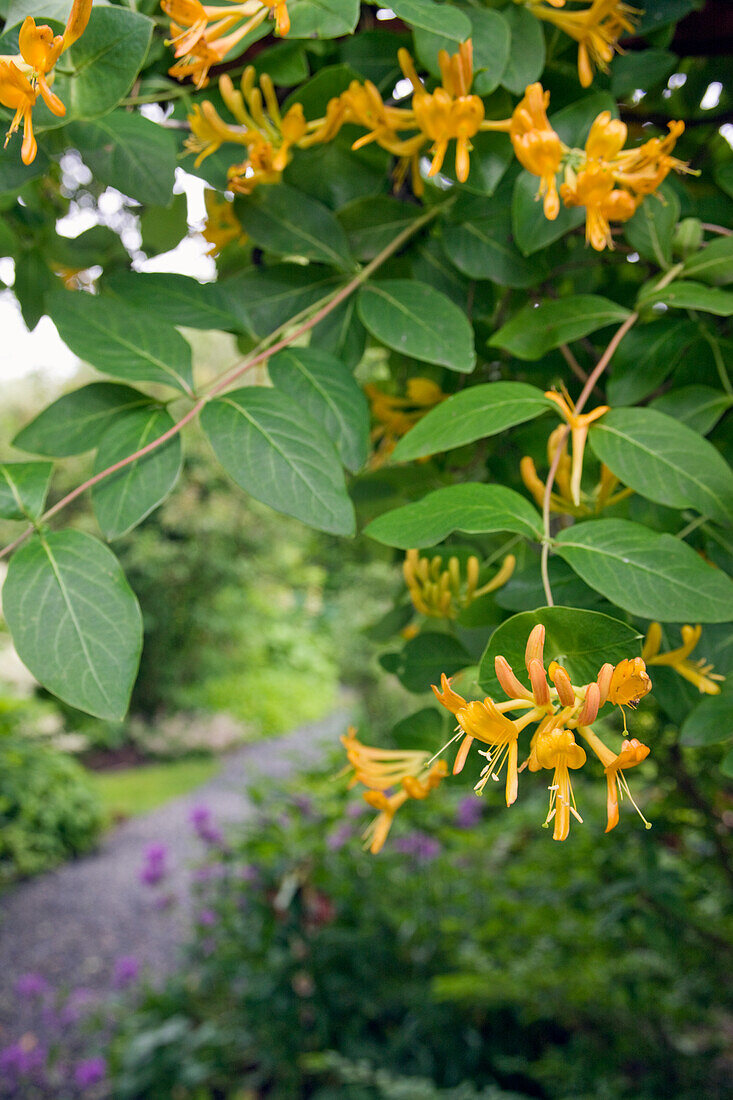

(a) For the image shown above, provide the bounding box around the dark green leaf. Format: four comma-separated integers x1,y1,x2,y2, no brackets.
639,280,733,316
201,387,355,535
358,280,475,372
681,237,733,285
511,171,584,256
624,185,679,267
92,409,182,539
589,407,733,525
235,185,354,270
66,113,177,206
223,264,342,339
443,211,539,286
478,608,641,696
500,4,545,95
365,483,543,548
650,386,733,435
268,346,369,471
390,0,471,38
287,0,360,38
106,271,247,334
0,461,53,520
385,631,471,694
490,296,631,360
607,319,695,406
47,291,194,394
610,49,677,97
338,197,422,261
555,519,733,622
391,706,446,750
3,531,143,720
414,8,510,96
392,382,553,461
679,684,733,746
13,383,152,457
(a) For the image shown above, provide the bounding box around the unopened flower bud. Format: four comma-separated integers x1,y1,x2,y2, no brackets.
596,662,614,705
528,657,550,706
495,656,533,701
549,662,575,707
525,624,546,671
577,682,600,726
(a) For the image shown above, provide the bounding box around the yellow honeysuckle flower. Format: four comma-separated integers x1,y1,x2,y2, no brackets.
163,0,290,87
526,0,638,88
612,120,692,195
365,378,447,467
642,622,724,695
509,82,564,220
403,549,515,620
202,190,247,256
0,0,91,163
431,625,654,839
560,162,640,250
361,762,448,853
529,727,586,841
545,388,610,506
185,100,251,166
579,725,651,831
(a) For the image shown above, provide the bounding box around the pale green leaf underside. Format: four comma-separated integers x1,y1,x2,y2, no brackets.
0,461,53,520
13,382,152,457
358,280,476,372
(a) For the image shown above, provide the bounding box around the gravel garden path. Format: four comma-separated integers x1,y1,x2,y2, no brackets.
0,708,349,1045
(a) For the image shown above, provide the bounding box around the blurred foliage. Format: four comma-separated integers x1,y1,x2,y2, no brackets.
104,731,733,1100
0,695,103,885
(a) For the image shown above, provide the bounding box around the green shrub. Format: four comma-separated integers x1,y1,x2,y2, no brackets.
106,753,732,1100
0,700,103,884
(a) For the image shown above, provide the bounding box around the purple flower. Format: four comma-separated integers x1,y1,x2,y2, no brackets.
74,1056,106,1088
455,796,483,829
189,804,211,829
346,799,367,819
139,862,166,886
197,908,217,927
393,831,442,861
14,972,50,998
189,805,224,845
153,892,176,911
139,843,169,886
144,842,168,863
112,955,140,990
326,824,353,851
0,1040,47,1078
237,864,259,883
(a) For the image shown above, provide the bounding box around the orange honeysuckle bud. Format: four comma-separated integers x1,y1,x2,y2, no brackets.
495,655,533,702
63,0,93,49
577,681,600,726
596,662,614,705
525,624,546,670
549,662,575,707
528,657,550,706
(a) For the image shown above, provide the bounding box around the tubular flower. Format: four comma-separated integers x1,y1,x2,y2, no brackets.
544,389,610,506
0,0,91,163
202,190,247,256
526,0,638,88
612,121,692,194
428,625,654,839
560,162,640,250
521,426,631,518
404,549,515,620
642,622,724,695
185,100,251,167
163,0,290,88
341,727,448,853
365,378,446,467
509,82,564,219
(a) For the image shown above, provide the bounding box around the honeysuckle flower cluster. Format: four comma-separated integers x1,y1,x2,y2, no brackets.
162,0,290,89
523,0,638,88
341,627,656,851
513,84,690,250
521,387,632,515
365,377,447,466
403,548,516,619
0,0,91,163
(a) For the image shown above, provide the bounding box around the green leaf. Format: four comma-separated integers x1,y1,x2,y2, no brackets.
235,185,354,270
223,264,341,339
201,387,355,535
106,272,247,334
337,197,422,261
610,48,677,97
555,519,733,623
392,382,553,461
37,8,152,124
624,185,680,267
383,632,471,694
511,171,584,256
639,280,733,316
365,483,543,548
681,237,733,285
500,4,545,95
287,0,360,38
310,296,366,370
391,706,446,751
478,608,641,696
13,383,152,457
489,296,631,360
0,461,53,520
2,531,143,720
268,346,369,472
91,409,182,540
0,151,49,193
607,319,695,406
442,211,540,287
284,139,387,210
358,280,475,372
650,386,733,435
589,408,733,525
47,291,194,394
390,0,471,38
66,113,177,206
679,685,733,747
140,193,189,257
414,8,510,96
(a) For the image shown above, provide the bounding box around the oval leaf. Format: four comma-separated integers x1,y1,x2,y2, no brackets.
3,531,143,720
0,461,53,520
365,483,543,548
490,296,631,360
392,382,553,462
682,237,733,286
680,686,733,747
478,607,641,696
358,280,476,372
268,346,369,472
201,387,355,535
13,383,152,457
48,291,194,394
235,184,354,271
639,280,733,316
589,407,733,525
383,632,471,694
555,519,733,623
92,408,183,540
